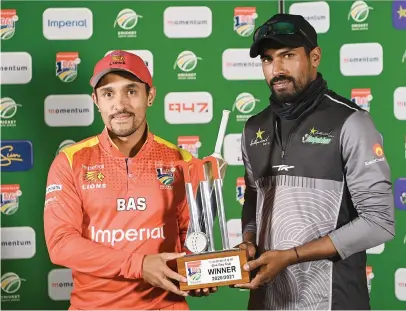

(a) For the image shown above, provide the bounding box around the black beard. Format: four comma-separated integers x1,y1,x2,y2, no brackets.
269,76,304,103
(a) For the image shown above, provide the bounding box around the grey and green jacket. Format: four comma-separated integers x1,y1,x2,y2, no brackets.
241,90,395,310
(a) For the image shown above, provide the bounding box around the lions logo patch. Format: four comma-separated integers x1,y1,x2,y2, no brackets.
84,171,105,182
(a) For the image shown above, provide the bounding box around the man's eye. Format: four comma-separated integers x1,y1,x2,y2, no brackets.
284,53,295,58
103,92,112,98
128,90,137,95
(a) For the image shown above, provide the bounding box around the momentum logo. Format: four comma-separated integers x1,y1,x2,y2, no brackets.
289,1,330,33
0,52,32,84
164,6,212,38
394,87,406,120
222,49,263,80
48,269,73,301
340,43,383,76
44,94,93,127
1,227,36,260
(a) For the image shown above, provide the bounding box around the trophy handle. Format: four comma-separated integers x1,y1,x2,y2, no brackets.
202,156,230,250
174,160,203,236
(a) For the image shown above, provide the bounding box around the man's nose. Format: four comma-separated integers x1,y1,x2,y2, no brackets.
114,93,129,110
272,60,286,76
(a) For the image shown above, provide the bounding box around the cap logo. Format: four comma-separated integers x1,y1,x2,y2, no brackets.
109,52,126,65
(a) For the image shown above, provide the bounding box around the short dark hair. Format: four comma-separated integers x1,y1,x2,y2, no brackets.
94,71,150,95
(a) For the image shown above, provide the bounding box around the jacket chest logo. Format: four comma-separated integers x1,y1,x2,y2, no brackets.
302,127,334,145
81,163,107,190
250,128,270,147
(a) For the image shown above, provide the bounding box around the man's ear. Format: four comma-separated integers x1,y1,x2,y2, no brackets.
92,92,100,111
147,86,156,107
310,47,322,68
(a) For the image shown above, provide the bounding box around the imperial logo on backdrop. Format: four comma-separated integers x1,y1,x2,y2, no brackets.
42,8,93,40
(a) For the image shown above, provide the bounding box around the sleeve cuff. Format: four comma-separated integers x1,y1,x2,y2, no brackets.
328,232,347,260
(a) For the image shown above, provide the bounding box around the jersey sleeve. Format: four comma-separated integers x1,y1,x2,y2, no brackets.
328,110,395,260
44,152,146,279
241,126,257,236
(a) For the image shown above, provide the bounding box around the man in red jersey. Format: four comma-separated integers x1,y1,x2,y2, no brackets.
44,50,215,310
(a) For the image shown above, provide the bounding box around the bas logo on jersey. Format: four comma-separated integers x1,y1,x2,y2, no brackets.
156,167,175,190
117,197,147,211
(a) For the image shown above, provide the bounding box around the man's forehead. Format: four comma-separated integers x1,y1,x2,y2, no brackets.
262,46,302,56
98,73,142,89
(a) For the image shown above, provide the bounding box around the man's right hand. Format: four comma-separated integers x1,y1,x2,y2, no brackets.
142,252,188,297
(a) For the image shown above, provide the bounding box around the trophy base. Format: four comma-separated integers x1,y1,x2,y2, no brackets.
177,248,250,290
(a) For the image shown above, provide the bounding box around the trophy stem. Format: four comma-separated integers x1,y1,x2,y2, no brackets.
185,183,202,233
200,181,215,252
213,178,230,250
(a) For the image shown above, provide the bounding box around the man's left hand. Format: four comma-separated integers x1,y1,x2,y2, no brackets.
234,249,296,290
186,287,217,297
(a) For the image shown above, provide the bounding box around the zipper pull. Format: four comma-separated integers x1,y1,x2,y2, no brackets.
281,150,285,159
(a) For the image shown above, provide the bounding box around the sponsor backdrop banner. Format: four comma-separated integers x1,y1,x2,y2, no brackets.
0,0,405,310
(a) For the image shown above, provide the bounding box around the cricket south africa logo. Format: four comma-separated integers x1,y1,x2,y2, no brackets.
174,51,202,80
302,127,334,145
232,92,259,122
1,272,25,297
1,97,21,127
114,8,142,38
348,0,373,31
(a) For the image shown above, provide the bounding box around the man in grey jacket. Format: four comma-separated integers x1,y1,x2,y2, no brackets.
234,13,395,310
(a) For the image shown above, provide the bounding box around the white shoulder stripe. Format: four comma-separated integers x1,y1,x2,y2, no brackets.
324,94,358,111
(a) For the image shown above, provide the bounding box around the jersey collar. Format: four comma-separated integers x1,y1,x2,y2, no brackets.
98,124,154,159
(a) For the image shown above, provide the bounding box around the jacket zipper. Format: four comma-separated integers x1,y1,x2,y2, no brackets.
276,111,311,162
